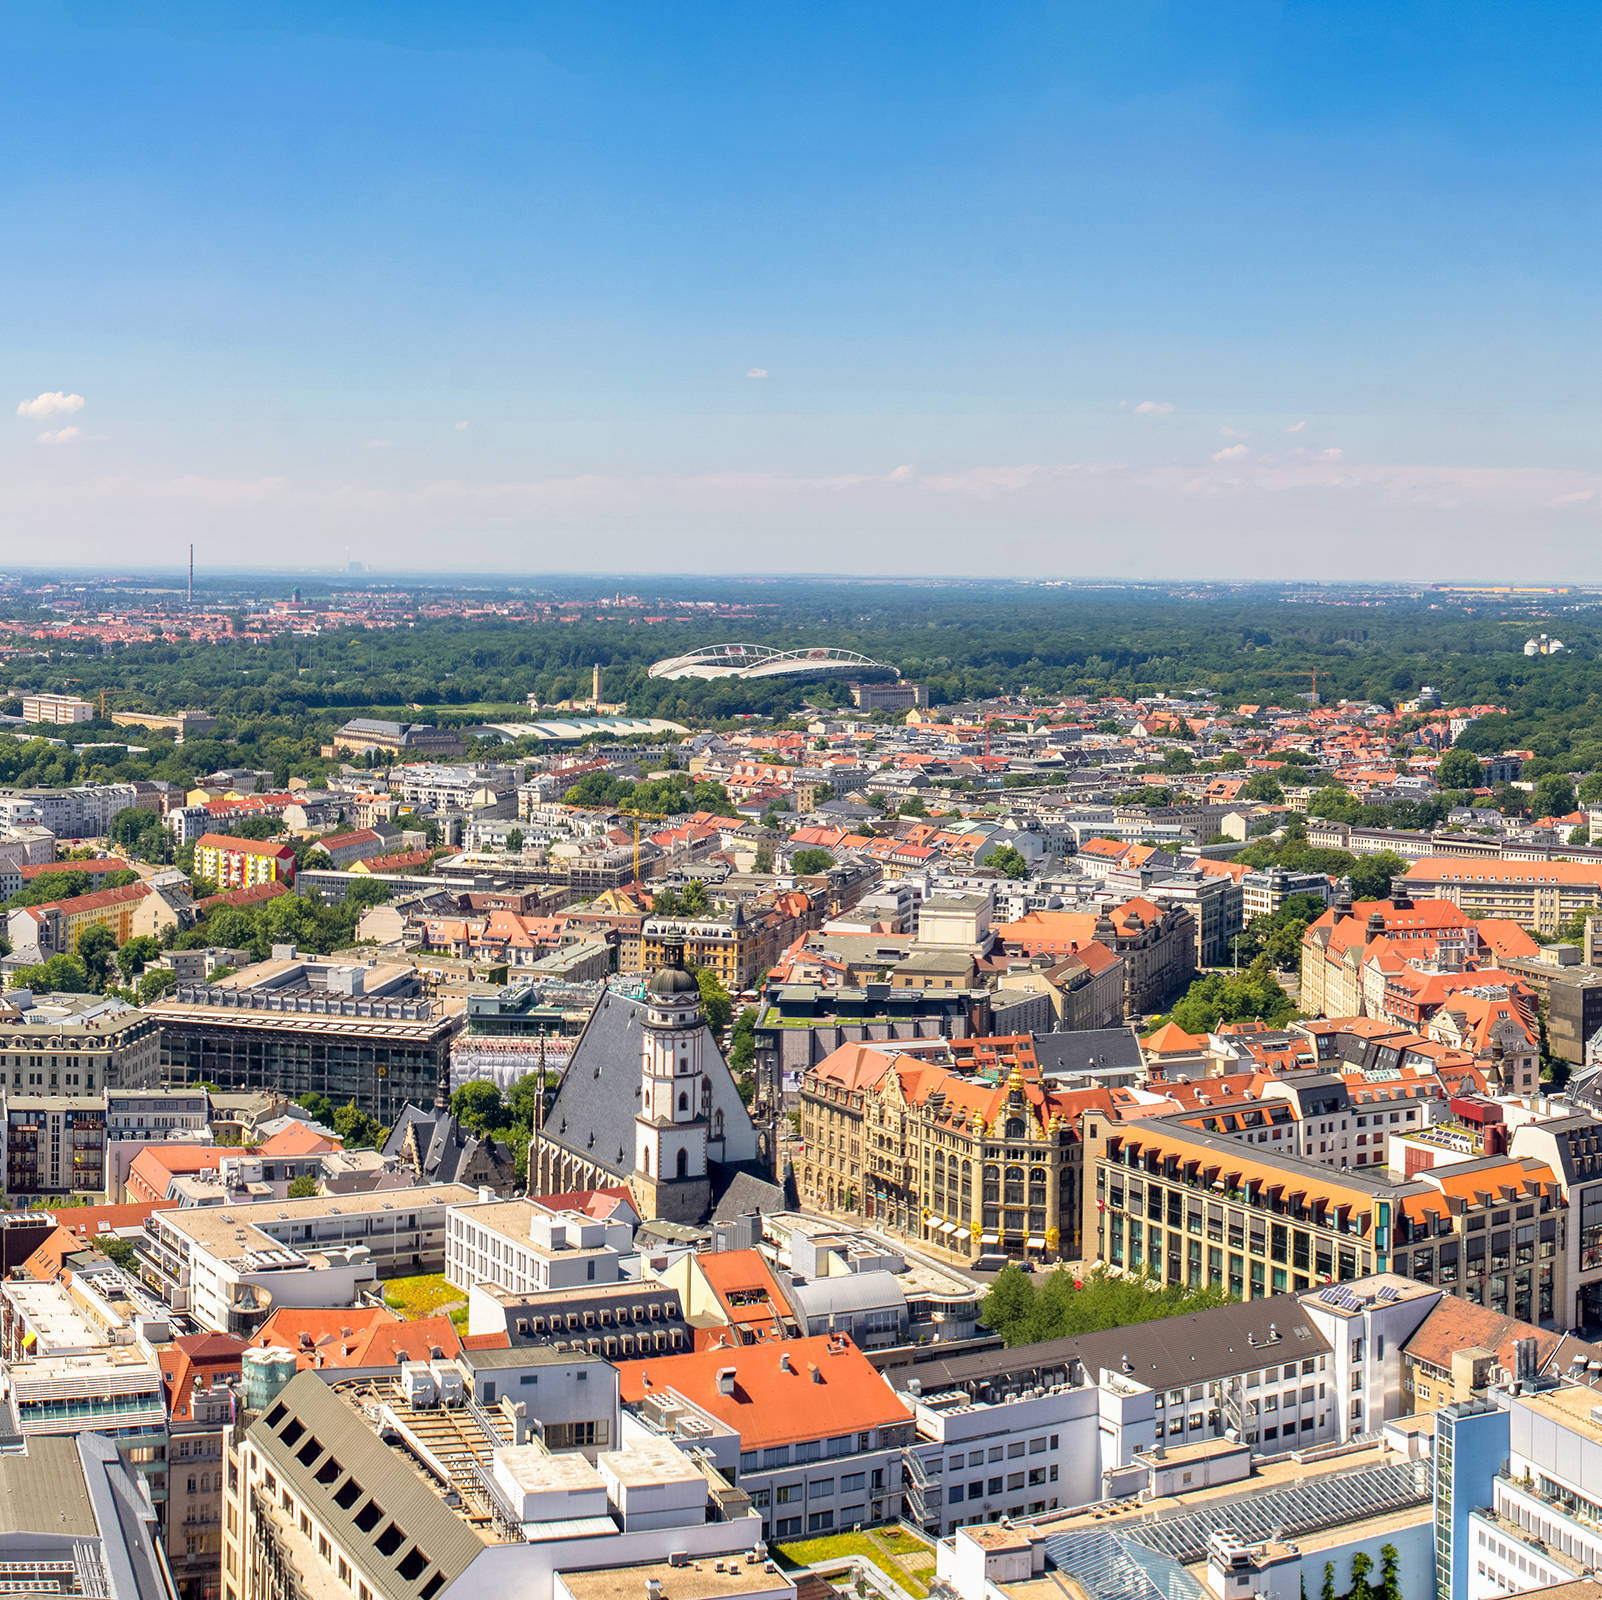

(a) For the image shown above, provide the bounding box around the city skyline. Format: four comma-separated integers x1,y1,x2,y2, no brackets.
6,2,1601,576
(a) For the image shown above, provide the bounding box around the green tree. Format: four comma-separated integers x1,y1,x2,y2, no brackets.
506,828,524,853
1169,958,1297,1034
753,844,775,874
332,1100,383,1150
286,1175,319,1198
1320,1562,1336,1600
136,968,181,1004
1534,772,1578,818
116,934,162,982
10,953,91,993
1348,1550,1373,1599
692,964,733,1033
1376,1545,1401,1600
75,924,120,991
1216,751,1246,770
980,1265,1038,1341
299,1091,334,1125
1435,747,1483,789
1240,772,1286,803
97,1235,139,1270
728,1006,758,1102
651,886,683,917
452,1079,504,1134
1349,850,1407,902
986,1265,1234,1346
898,795,928,817
680,879,711,917
505,1070,548,1132
986,844,1031,879
790,848,835,876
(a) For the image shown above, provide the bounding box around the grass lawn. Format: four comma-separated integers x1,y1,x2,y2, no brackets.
772,1528,936,1599
382,1272,467,1321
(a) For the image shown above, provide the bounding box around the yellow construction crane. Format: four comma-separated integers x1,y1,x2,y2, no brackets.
617,807,669,886
1279,669,1320,706
99,688,135,719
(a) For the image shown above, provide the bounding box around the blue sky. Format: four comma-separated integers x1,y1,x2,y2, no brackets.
5,1,1602,578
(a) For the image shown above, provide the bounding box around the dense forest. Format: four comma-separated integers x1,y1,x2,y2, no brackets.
4,581,1602,779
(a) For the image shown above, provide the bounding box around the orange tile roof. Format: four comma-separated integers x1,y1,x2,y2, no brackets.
809,1043,898,1094
161,1331,247,1421
696,1249,797,1336
1402,1297,1562,1377
19,1226,102,1282
254,1307,462,1369
1406,857,1602,885
254,1123,340,1158
194,832,294,858
616,1334,910,1450
198,881,293,911
55,1199,176,1237
1142,1021,1207,1055
18,857,132,880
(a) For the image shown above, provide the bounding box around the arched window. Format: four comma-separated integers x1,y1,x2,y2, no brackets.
713,1109,725,1139
676,1147,689,1180
643,1148,651,1175
678,1091,689,1113
1005,1117,1026,1140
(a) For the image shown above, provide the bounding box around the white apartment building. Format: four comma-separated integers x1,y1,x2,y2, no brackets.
21,693,94,725
898,1377,1103,1535
0,782,139,837
447,1197,631,1297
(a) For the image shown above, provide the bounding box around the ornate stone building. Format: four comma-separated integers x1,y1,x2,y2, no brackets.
797,1040,1113,1266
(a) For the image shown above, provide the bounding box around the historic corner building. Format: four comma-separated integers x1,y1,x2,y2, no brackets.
798,1044,1112,1265
528,947,770,1224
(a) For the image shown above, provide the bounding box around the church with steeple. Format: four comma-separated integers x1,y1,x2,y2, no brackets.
529,941,771,1223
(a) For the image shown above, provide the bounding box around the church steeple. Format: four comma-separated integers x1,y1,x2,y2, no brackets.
634,939,712,1211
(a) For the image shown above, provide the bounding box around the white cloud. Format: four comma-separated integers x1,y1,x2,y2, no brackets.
17,391,84,419
1285,419,1307,433
745,368,769,379
887,464,917,483
1133,400,1173,416
1212,443,1250,462
1320,447,1344,460
1218,425,1246,438
454,420,470,431
36,426,83,445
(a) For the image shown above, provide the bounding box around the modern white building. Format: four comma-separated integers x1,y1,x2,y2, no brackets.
21,694,94,725
447,1198,630,1298
137,1183,476,1334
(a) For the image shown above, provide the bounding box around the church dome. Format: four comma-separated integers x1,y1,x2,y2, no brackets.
650,964,701,998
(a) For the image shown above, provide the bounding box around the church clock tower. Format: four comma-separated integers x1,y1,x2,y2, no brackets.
632,939,713,1223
